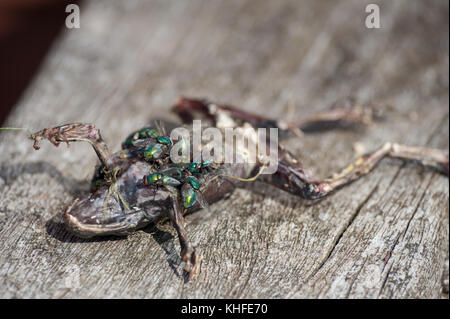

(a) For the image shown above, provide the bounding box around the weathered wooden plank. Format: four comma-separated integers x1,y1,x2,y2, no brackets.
0,0,448,298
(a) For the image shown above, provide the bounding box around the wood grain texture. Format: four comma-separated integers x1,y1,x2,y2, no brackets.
0,0,448,298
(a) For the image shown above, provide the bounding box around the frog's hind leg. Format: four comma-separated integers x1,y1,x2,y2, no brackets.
264,143,449,200
30,123,112,169
172,97,375,135
173,97,448,197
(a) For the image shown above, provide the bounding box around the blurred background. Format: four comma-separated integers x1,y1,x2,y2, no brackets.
0,0,81,124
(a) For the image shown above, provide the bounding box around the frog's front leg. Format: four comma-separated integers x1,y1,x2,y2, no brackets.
167,192,202,281
30,123,112,169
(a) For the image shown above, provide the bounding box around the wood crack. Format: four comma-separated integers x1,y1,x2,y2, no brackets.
306,181,381,281
378,175,435,296
303,150,412,295
377,115,447,296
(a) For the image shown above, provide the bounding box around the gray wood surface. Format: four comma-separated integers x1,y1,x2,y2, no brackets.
0,0,448,298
